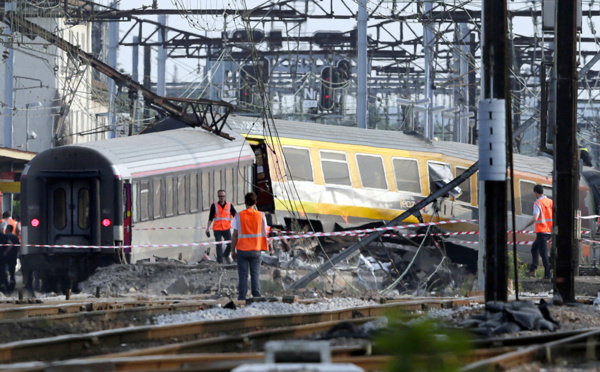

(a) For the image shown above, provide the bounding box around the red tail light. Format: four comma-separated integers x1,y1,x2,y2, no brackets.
102,219,111,227
31,218,40,227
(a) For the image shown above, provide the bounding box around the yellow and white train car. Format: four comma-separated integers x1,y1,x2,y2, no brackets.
228,115,595,243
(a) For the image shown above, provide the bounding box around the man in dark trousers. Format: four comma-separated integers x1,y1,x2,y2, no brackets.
0,231,9,293
206,189,237,263
231,192,268,301
5,224,19,292
523,184,553,280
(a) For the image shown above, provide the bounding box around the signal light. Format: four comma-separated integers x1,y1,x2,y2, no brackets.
102,218,112,227
31,218,40,227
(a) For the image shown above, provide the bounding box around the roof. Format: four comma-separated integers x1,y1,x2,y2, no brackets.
227,115,554,178
74,127,253,178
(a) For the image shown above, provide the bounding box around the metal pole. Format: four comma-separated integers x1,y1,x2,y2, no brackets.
480,0,509,302
356,0,368,129
554,0,578,303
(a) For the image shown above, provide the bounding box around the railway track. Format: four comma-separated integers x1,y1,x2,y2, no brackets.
0,298,483,365
3,294,592,371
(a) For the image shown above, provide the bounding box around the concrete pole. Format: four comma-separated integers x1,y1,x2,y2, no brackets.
554,0,579,303
107,1,119,138
157,15,167,96
356,0,368,129
132,36,139,83
423,0,434,139
3,24,13,148
480,0,510,302
459,23,469,143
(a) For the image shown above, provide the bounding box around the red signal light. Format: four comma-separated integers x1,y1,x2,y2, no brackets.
325,95,330,99
31,218,40,227
102,218,112,227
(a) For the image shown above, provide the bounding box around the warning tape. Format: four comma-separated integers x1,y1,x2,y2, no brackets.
134,226,207,230
13,214,596,249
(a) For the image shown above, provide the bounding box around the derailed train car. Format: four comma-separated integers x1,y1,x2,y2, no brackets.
19,115,600,292
20,127,254,292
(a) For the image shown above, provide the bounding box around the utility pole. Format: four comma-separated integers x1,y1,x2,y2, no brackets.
554,0,578,303
479,0,510,302
356,0,367,129
3,2,15,149
107,1,119,138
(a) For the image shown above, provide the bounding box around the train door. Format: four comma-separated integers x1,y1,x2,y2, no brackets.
47,179,97,246
250,142,275,212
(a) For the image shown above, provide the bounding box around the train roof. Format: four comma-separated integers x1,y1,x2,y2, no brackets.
52,127,253,178
227,115,554,179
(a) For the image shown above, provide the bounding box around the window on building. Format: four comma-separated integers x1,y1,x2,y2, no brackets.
392,158,421,193
320,151,351,186
357,154,387,189
282,147,314,182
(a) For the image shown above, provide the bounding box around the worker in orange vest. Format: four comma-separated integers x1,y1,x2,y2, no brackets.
231,192,268,301
523,184,553,280
206,190,237,264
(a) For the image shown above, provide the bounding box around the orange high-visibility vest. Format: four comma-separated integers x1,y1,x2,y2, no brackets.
213,202,232,231
534,196,553,233
235,208,268,252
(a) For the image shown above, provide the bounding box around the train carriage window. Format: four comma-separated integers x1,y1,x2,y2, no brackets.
543,186,552,198
153,178,162,219
282,147,314,182
214,170,222,195
132,182,139,223
190,173,198,213
140,181,149,221
226,168,233,200
78,188,90,229
236,167,245,205
201,172,210,211
54,188,67,229
320,151,352,186
456,166,472,203
178,175,186,215
428,162,461,197
520,180,537,216
392,158,421,194
357,154,387,189
165,176,174,217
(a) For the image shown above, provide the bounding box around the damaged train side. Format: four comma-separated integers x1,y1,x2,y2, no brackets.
228,115,597,254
